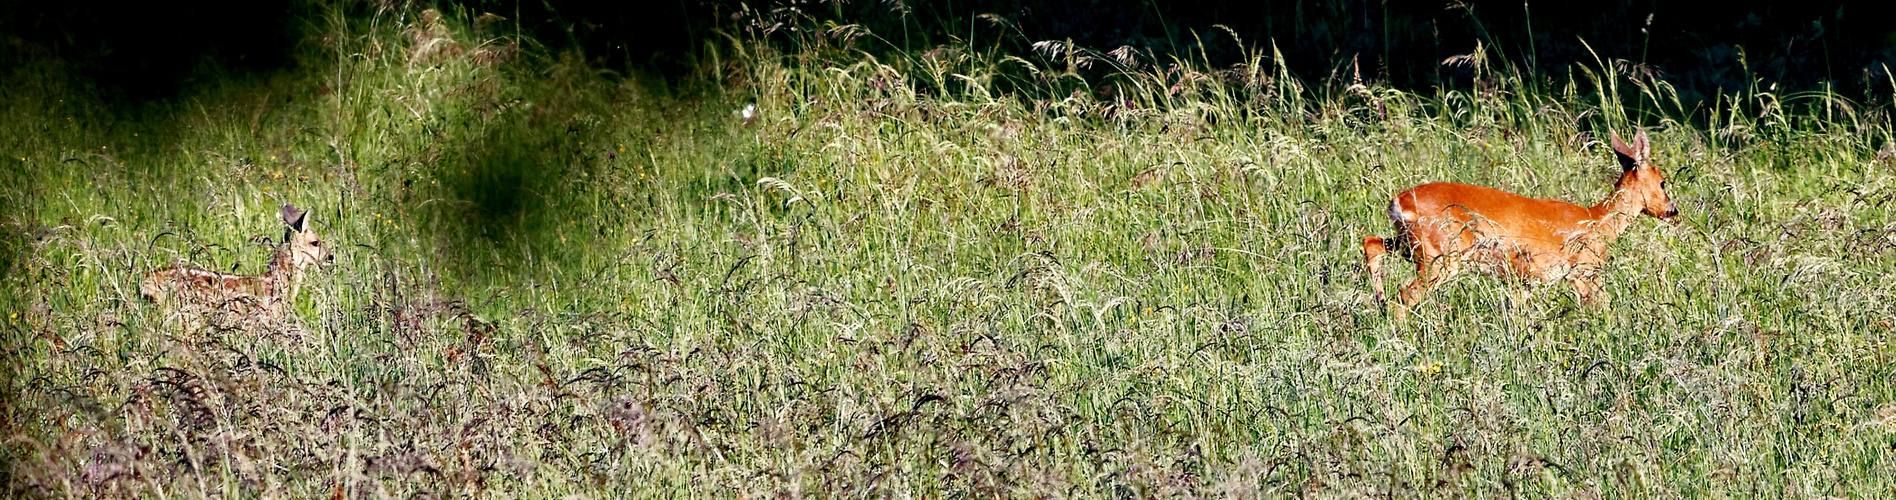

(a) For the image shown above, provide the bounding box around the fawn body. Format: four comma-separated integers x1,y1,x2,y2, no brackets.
1363,131,1677,315
142,204,332,329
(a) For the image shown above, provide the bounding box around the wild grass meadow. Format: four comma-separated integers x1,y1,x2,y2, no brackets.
3,5,1895,498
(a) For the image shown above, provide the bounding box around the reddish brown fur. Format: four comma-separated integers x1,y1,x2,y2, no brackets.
1364,131,1677,316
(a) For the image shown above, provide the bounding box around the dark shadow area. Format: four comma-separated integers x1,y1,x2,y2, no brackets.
8,1,1890,108
444,119,564,240
0,0,299,102
449,0,709,79
709,0,1893,105
423,85,605,283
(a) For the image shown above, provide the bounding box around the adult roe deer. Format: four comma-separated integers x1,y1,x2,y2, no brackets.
1363,130,1677,316
141,204,333,330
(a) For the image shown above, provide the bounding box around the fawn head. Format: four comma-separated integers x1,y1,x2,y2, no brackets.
280,204,333,270
1611,130,1679,221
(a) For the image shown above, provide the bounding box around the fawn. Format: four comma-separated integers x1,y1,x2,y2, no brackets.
142,204,333,330
1363,130,1677,317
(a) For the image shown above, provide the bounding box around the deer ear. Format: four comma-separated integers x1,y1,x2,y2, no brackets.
1634,130,1651,161
1611,132,1639,171
281,204,307,232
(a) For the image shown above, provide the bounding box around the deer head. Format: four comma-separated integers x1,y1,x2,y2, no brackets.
279,204,333,271
1611,130,1679,221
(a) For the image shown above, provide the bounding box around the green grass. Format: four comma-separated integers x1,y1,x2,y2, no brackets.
5,7,1896,498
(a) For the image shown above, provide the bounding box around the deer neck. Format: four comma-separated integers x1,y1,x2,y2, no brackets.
1586,182,1643,244
264,246,305,301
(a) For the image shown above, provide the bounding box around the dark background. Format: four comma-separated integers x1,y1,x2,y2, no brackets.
3,0,1891,106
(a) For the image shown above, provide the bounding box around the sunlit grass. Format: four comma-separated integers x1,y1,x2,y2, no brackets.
3,5,1894,498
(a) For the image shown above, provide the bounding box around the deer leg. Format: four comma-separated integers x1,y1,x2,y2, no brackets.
1507,285,1534,314
1364,236,1389,302
1570,275,1604,306
1506,250,1545,314
1396,253,1455,309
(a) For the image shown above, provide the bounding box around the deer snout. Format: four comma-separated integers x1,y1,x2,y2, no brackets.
1656,202,1679,221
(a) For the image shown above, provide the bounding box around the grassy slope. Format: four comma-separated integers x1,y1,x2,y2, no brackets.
4,8,1895,498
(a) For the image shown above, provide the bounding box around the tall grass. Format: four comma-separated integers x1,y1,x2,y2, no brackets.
3,5,1894,498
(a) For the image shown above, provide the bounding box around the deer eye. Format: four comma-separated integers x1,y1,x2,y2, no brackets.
312,241,322,247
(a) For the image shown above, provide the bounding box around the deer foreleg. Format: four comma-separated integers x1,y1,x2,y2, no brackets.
1397,253,1456,309
1364,236,1389,302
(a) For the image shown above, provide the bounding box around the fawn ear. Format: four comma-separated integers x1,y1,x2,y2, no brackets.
281,204,307,232
1611,131,1640,171
1634,130,1651,161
